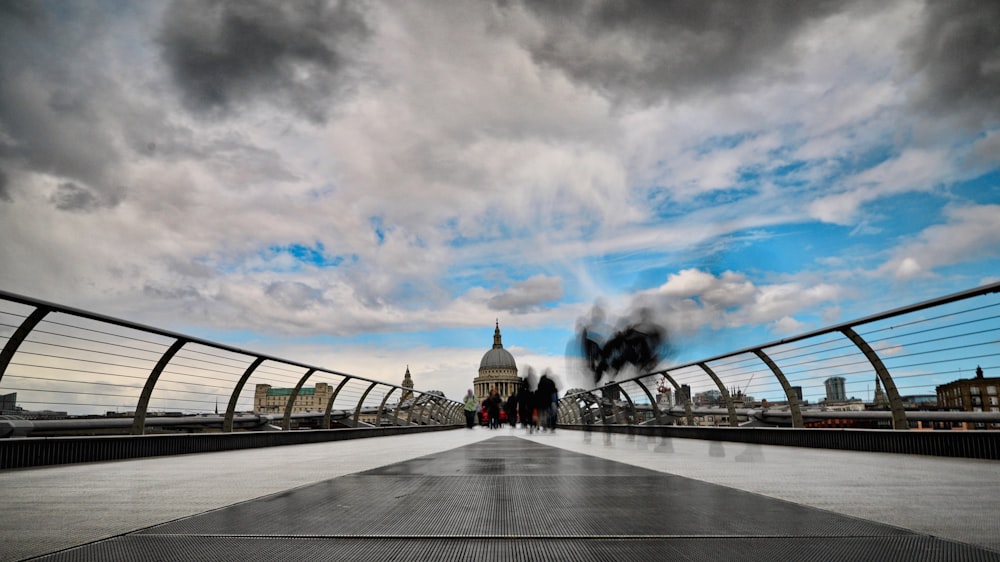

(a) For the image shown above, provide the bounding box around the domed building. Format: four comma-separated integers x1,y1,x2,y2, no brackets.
473,321,521,402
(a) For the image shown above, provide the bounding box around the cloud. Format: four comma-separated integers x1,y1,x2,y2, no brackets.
501,0,856,105
878,204,1000,279
645,269,841,335
807,148,950,225
902,0,1000,126
158,0,370,122
50,182,105,212
0,3,166,209
487,275,564,313
0,168,9,202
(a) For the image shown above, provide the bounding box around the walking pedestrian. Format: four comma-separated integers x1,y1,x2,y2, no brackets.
485,387,502,429
463,389,478,429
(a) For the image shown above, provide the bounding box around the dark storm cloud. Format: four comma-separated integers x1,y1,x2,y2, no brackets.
0,169,10,202
159,0,370,122
0,3,132,208
904,0,1000,125
501,0,853,104
50,182,102,212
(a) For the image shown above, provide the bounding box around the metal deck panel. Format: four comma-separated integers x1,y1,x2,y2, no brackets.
27,437,1000,561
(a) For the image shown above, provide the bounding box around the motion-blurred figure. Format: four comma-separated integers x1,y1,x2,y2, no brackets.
504,393,518,428
463,389,477,429
485,387,502,429
536,370,558,432
580,306,667,385
518,378,535,433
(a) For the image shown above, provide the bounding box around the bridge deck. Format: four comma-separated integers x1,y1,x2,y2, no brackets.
2,428,998,561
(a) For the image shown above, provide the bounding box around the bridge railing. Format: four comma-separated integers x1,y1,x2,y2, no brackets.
558,282,1000,459
0,290,463,443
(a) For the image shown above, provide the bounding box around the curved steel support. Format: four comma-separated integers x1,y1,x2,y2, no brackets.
840,327,908,430
323,377,352,429
574,397,585,424
423,396,440,425
432,401,447,425
556,399,574,424
602,384,623,425
281,368,317,430
353,382,378,426
566,398,581,424
697,362,739,427
224,356,265,432
617,385,638,425
752,349,804,429
438,402,453,425
407,393,424,425
394,393,407,426
633,378,663,424
0,306,51,385
659,372,693,426
132,338,187,435
417,395,436,425
376,387,398,427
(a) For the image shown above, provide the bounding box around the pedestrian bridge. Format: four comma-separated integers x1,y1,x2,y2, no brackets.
2,285,1000,559
2,427,998,561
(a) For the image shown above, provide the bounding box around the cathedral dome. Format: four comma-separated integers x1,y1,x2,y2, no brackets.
478,321,518,372
480,347,517,371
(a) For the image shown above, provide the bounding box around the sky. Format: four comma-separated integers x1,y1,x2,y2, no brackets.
1,0,999,404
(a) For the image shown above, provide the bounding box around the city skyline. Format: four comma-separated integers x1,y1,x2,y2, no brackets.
1,1,999,402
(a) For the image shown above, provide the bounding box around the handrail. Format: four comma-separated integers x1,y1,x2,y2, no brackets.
562,281,1000,432
0,290,463,436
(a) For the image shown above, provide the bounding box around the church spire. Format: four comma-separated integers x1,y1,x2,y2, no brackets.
493,320,503,349
873,375,887,407
401,365,414,401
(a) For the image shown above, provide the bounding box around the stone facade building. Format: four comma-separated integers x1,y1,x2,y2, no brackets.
254,383,333,414
937,366,999,413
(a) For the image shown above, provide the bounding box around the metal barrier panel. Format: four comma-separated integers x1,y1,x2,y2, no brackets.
0,425,461,469
560,424,1000,460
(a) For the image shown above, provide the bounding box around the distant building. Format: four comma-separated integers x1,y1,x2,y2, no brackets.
473,321,520,403
693,389,723,406
679,385,691,405
901,395,938,408
254,383,334,414
401,366,414,402
824,376,846,402
1,392,18,415
872,377,888,407
936,366,999,413
790,386,803,403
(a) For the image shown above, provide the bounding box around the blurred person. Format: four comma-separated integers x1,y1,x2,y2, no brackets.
535,373,556,431
463,389,478,429
504,393,518,428
538,370,558,432
517,379,535,433
485,387,502,429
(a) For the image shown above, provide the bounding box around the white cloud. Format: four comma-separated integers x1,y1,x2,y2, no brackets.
1,1,998,406
878,204,1000,279
645,269,842,336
